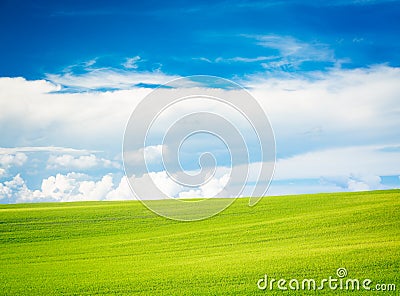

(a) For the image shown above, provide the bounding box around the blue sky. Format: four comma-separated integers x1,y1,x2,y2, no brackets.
1,0,399,78
0,0,400,202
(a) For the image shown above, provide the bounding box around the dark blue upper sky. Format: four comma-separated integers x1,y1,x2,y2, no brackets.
1,0,399,79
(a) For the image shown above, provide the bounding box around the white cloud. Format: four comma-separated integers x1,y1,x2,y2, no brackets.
148,171,184,197
0,153,27,178
121,169,231,200
0,153,27,169
0,148,396,203
46,69,178,90
39,173,87,202
125,145,164,166
105,176,134,201
200,34,334,69
2,65,398,157
0,146,96,154
40,173,135,202
0,77,152,151
144,145,164,163
123,56,141,69
245,34,335,70
1,64,400,202
0,173,135,203
255,34,333,59
47,154,120,170
246,65,400,153
273,144,400,180
178,173,230,198
0,171,190,203
347,177,377,191
248,173,390,197
76,175,114,201
192,57,212,63
0,174,32,203
231,143,399,196
214,56,277,63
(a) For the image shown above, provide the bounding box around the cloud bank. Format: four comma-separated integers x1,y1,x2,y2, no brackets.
1,64,399,202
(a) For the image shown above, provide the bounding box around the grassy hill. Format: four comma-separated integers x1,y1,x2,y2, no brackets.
0,190,399,295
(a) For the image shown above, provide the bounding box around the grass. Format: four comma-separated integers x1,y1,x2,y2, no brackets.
0,190,399,295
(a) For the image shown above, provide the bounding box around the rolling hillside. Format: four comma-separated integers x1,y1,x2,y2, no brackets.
1,190,399,295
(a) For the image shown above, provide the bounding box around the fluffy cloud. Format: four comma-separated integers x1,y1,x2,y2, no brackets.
47,154,120,170
0,170,231,203
1,143,398,202
246,65,400,157
143,168,230,199
105,176,133,201
0,153,27,177
125,145,164,165
0,153,27,169
0,77,151,152
0,174,31,203
178,173,230,198
1,65,399,158
39,173,92,202
147,171,184,197
347,177,378,191
0,173,136,203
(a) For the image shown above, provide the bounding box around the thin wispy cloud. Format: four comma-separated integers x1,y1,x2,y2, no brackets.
0,146,98,155
46,69,178,91
194,34,336,74
215,56,278,63
251,34,335,70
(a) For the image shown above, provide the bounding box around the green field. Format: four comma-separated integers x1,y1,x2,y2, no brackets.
0,190,399,295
